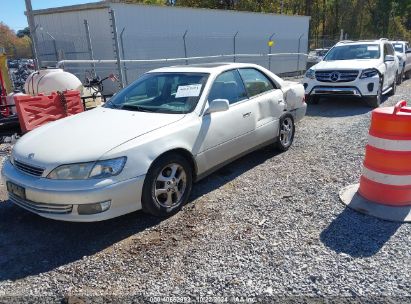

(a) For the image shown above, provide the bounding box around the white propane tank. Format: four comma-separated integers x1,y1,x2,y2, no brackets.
6,92,27,114
24,68,82,96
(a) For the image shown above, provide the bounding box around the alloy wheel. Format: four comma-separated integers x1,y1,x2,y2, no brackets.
279,117,294,147
154,163,187,208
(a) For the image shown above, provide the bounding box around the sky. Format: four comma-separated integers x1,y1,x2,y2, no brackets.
0,0,100,31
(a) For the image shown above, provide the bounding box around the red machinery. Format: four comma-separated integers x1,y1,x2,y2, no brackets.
0,69,11,117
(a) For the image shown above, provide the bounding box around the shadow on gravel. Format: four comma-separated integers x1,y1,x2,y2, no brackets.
306,96,388,118
190,146,281,200
0,204,162,281
320,208,401,257
0,146,281,281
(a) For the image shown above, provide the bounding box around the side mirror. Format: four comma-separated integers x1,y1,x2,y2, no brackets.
406,48,411,54
384,55,395,62
205,99,229,114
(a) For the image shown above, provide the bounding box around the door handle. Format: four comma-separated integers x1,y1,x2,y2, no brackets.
243,112,251,118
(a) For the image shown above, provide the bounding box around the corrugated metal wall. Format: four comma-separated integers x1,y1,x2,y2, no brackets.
33,3,309,93
34,8,112,61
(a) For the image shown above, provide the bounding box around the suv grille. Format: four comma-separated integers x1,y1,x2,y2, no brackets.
14,160,45,177
315,70,359,82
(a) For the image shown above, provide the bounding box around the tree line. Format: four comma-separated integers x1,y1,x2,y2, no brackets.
122,0,411,46
0,23,32,58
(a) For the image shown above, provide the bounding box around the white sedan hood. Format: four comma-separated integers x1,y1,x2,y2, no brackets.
313,59,380,70
13,107,185,165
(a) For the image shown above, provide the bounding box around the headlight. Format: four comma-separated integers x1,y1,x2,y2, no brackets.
89,157,127,179
47,157,127,180
360,68,379,79
305,69,315,79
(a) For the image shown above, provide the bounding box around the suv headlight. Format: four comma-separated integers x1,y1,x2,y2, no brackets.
305,69,315,79
360,68,379,79
47,157,127,180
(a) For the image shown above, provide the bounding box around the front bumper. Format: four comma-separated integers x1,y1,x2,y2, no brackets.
303,75,380,98
1,160,145,222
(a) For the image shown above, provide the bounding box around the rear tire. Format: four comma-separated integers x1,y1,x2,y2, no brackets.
275,114,295,152
405,70,411,80
142,153,193,217
365,77,382,108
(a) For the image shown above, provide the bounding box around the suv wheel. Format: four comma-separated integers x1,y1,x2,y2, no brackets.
405,70,411,80
388,73,397,96
365,78,382,108
397,66,404,85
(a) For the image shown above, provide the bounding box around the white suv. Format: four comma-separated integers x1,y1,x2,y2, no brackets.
304,39,399,107
391,40,411,84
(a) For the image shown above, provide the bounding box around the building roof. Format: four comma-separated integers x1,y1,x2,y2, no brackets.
29,0,310,19
29,1,109,16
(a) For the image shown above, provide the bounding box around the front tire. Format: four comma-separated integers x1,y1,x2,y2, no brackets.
275,114,295,152
388,73,397,96
365,77,382,108
142,153,193,217
397,66,404,85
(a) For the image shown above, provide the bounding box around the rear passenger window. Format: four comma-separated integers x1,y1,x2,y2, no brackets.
208,70,248,104
238,68,275,97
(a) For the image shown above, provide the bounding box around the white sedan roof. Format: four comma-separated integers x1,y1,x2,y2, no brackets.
150,62,266,74
148,62,285,87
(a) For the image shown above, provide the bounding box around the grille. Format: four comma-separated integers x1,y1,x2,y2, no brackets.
9,193,73,214
14,160,45,177
315,70,359,83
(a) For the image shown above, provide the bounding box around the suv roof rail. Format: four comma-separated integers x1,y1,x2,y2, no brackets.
336,40,354,45
379,38,389,41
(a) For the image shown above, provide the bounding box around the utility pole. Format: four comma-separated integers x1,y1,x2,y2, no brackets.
25,0,40,69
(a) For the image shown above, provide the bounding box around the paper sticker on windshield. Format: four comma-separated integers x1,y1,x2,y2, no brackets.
175,84,202,98
367,46,379,51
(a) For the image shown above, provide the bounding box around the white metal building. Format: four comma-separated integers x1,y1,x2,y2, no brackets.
31,1,310,92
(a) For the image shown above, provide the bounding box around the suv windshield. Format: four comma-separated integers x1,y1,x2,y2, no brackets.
105,72,209,114
393,43,404,53
324,44,380,60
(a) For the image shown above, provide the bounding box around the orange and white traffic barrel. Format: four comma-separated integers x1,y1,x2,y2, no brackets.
340,100,411,222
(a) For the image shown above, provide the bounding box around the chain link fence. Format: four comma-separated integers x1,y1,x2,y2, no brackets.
36,13,309,93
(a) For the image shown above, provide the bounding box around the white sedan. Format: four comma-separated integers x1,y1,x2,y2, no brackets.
2,63,306,221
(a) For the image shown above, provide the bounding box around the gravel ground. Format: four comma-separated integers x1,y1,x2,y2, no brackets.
0,79,410,303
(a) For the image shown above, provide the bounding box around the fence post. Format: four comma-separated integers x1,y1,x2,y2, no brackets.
84,19,96,77
109,9,125,89
120,27,129,86
52,38,58,62
183,30,188,65
268,32,275,71
233,31,239,62
297,33,304,73
25,0,40,69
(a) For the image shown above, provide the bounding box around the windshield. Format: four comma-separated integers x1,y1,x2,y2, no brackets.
393,43,404,53
324,44,380,60
105,72,209,114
